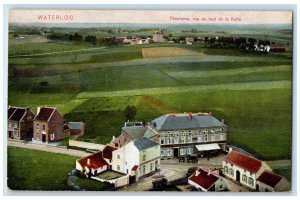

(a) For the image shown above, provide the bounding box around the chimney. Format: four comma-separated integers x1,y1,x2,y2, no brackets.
207,169,211,176
208,112,212,116
112,136,115,140
188,113,192,121
195,170,200,176
87,158,90,165
229,147,233,153
153,122,156,128
221,119,224,123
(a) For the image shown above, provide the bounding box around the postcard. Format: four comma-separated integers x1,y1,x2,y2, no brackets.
6,9,293,192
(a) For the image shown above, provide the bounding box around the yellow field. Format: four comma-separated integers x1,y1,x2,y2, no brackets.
142,47,204,58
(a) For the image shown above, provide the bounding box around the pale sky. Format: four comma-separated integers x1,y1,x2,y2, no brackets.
9,10,292,25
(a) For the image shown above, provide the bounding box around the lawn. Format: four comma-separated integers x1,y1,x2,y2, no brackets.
7,147,78,190
73,176,114,191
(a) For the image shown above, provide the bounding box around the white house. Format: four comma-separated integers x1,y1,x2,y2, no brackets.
111,137,160,182
222,149,272,190
76,151,108,176
188,168,227,192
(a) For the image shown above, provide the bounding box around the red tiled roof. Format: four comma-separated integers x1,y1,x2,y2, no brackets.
257,171,283,187
78,151,107,169
102,145,117,160
36,107,55,121
189,168,220,190
131,165,138,171
224,150,262,173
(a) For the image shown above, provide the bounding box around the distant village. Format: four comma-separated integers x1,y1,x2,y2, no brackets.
18,28,289,53
7,105,290,192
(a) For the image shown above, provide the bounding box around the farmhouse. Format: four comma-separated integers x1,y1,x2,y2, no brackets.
76,151,108,176
222,149,272,190
110,123,147,148
67,122,84,136
32,107,69,143
111,137,160,182
7,106,35,140
188,168,228,192
153,30,164,42
256,171,290,192
185,37,194,45
146,112,227,159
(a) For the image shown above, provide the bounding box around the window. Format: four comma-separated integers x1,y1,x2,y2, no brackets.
211,134,215,141
197,135,202,142
248,177,254,186
167,137,172,144
42,125,46,131
150,163,153,171
180,136,186,143
174,134,179,144
187,147,193,155
230,168,234,176
36,124,40,130
224,166,228,174
8,122,12,128
166,149,172,156
14,123,17,128
204,134,208,141
188,135,192,143
242,174,247,182
117,155,120,159
220,133,224,140
143,165,146,174
36,133,39,140
180,148,186,155
117,165,120,170
161,150,165,156
50,133,55,141
160,137,165,145
143,154,146,161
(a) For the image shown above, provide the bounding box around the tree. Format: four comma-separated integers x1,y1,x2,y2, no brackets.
124,105,137,121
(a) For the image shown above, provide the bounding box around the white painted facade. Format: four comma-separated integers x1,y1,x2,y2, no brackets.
188,177,227,192
111,140,160,180
222,160,272,190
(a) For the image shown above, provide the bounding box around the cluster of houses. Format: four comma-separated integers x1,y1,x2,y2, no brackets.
7,106,290,192
7,106,84,143
98,30,164,45
188,148,290,192
102,29,288,53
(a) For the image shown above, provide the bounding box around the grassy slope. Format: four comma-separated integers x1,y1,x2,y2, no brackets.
7,147,77,190
8,34,292,160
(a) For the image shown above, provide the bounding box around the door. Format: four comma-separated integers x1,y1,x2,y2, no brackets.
9,131,13,138
236,170,240,182
174,148,179,158
42,134,46,143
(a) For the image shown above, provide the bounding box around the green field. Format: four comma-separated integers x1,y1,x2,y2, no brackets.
7,147,113,191
8,26,292,161
7,147,77,190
